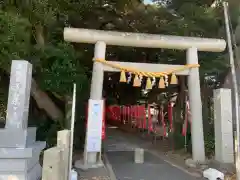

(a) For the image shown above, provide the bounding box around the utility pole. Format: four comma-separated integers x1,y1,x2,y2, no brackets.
223,2,240,179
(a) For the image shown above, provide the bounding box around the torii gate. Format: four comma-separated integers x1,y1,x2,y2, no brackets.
64,28,226,169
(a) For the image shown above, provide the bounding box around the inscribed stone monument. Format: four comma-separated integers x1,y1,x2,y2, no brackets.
214,88,234,163
5,60,32,129
0,60,46,180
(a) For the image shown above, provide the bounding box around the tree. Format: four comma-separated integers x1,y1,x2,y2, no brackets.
0,0,235,149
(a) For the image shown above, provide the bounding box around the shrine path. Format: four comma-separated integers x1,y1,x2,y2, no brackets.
103,126,204,180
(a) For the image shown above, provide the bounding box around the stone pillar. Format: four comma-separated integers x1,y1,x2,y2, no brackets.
214,88,234,163
187,47,206,163
57,130,71,180
75,41,106,169
90,41,106,99
0,60,46,180
5,60,32,130
42,147,62,180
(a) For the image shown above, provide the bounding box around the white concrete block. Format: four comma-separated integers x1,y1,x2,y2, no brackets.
134,148,144,164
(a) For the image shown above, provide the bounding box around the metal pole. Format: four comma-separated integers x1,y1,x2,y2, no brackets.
223,2,240,179
68,83,77,178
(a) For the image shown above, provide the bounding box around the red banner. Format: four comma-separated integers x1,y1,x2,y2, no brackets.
168,102,173,131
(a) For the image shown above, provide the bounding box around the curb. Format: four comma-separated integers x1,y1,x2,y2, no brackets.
103,153,118,180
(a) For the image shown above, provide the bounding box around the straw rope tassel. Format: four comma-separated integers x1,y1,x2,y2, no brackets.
158,77,165,89
133,74,141,87
94,58,199,86
146,77,152,90
120,70,127,82
170,73,178,84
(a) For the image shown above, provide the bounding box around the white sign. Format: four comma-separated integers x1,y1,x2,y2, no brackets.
86,99,104,152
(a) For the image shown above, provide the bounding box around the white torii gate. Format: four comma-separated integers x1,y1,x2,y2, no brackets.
64,28,226,169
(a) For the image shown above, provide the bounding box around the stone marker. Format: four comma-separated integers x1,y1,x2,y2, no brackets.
214,88,234,164
134,148,144,164
5,60,32,130
0,60,35,148
0,60,46,180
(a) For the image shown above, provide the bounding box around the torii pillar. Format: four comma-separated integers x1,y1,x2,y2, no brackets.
64,28,226,168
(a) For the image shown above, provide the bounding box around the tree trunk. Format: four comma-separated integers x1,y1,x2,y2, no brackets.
174,76,186,123
31,79,64,121
65,95,72,129
35,23,45,47
30,23,64,121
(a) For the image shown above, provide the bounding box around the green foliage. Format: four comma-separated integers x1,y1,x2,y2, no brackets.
0,9,31,70
204,129,215,157
0,0,239,151
36,118,63,148
39,42,89,95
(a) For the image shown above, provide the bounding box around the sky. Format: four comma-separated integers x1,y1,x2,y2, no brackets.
144,0,153,5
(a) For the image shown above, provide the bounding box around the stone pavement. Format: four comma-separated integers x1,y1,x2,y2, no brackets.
103,126,205,180
73,152,111,180
77,167,111,180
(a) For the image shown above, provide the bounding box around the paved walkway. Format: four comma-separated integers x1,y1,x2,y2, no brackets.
103,126,204,180
73,152,111,180
77,167,111,180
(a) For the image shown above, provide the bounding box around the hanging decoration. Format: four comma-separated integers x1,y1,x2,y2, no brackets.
152,77,156,87
145,78,152,90
164,75,169,87
139,75,143,85
182,100,191,136
127,72,132,84
160,105,167,137
170,73,178,84
168,102,173,132
94,58,200,89
120,70,126,82
158,77,165,89
133,75,141,87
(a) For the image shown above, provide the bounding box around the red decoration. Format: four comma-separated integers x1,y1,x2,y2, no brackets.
148,105,153,132
102,100,106,140
182,101,190,136
106,104,147,130
168,102,173,131
160,105,167,137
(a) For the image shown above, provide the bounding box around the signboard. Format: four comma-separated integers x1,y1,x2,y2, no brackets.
86,99,104,152
86,100,106,140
